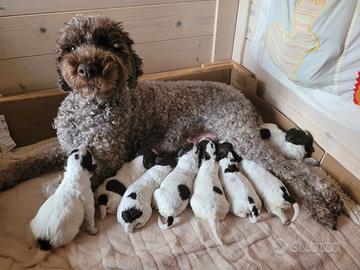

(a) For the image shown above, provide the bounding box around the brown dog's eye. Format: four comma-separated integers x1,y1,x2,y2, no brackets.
112,43,122,49
64,45,76,52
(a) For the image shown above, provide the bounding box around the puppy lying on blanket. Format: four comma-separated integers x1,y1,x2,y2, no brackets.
190,139,229,244
24,148,97,267
117,154,175,232
153,143,199,229
240,159,300,225
95,148,157,219
217,142,262,223
260,123,319,165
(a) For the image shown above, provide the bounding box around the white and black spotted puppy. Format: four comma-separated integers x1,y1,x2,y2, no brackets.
240,159,300,225
24,148,97,267
117,153,175,232
217,142,262,223
190,139,230,244
153,143,199,229
260,123,319,165
95,148,157,219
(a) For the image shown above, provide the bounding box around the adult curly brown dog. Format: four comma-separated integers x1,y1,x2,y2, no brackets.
1,15,346,229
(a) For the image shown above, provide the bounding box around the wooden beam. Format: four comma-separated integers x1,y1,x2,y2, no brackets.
212,0,239,61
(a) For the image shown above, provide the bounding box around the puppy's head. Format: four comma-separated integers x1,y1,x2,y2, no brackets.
216,141,242,162
285,128,314,157
55,15,143,97
198,139,216,162
177,143,199,160
66,148,97,172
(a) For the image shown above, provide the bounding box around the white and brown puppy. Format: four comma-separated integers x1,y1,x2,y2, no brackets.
117,153,175,232
24,148,97,267
190,139,230,244
260,123,319,165
217,142,262,223
240,159,299,225
95,148,157,219
153,143,199,229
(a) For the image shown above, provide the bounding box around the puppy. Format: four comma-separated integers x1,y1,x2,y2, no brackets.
95,148,157,219
240,159,300,225
260,123,319,165
190,139,230,244
117,154,175,232
153,143,199,229
24,148,97,267
217,142,262,223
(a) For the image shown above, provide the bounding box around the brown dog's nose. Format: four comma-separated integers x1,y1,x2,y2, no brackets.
77,64,98,79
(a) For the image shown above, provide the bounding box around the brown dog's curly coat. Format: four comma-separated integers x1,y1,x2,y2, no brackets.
0,15,349,229
52,15,343,229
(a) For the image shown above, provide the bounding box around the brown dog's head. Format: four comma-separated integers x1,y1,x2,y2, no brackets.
55,15,143,97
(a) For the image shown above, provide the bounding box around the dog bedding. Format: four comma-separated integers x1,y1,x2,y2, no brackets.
1,141,360,270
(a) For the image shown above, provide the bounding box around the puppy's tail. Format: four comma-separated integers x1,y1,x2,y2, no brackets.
291,203,300,222
23,238,51,268
158,215,178,229
209,209,223,245
248,206,259,224
281,186,300,223
0,144,65,190
99,205,107,220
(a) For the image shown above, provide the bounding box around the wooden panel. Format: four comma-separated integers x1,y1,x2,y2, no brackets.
0,2,215,60
212,0,239,61
232,0,251,63
0,0,210,17
322,154,360,203
0,35,213,96
0,61,232,146
140,36,212,74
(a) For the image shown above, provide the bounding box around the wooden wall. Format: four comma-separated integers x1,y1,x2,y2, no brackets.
0,0,239,96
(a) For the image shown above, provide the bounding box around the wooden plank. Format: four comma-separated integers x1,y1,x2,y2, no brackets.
139,36,213,74
0,2,215,60
0,35,213,96
0,0,210,17
212,0,239,61
321,154,360,203
232,0,251,63
0,61,231,146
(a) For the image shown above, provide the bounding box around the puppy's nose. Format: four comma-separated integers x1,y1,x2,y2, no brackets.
77,64,98,79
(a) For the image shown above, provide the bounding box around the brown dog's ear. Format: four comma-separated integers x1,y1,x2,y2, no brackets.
57,67,72,92
113,21,143,89
127,49,143,89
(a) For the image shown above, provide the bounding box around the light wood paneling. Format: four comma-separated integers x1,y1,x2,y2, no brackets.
140,36,212,74
0,2,215,60
232,0,251,63
212,0,239,61
0,35,213,96
0,0,210,17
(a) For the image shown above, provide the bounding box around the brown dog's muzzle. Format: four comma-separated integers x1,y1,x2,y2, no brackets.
60,46,129,97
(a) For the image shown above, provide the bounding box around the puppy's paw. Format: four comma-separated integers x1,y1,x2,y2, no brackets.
86,226,99,235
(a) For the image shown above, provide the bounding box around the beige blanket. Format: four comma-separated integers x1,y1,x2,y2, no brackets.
1,171,360,270
1,139,360,269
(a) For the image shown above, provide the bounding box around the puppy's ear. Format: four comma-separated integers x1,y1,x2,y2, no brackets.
231,150,243,162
